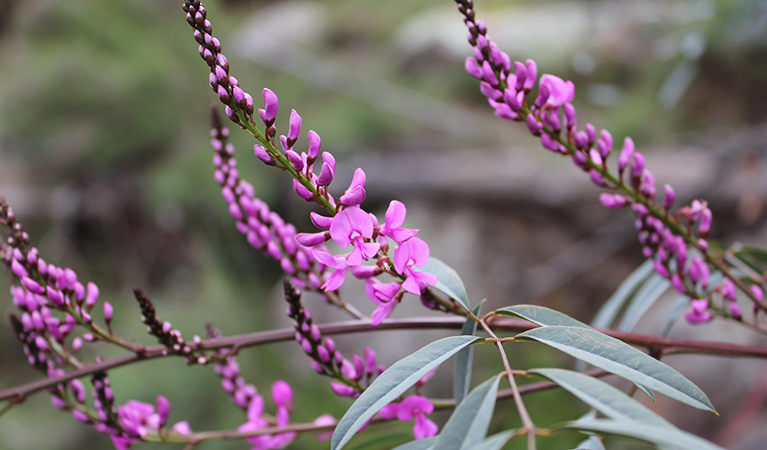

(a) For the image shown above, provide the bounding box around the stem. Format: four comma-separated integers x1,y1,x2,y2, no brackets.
479,319,536,450
4,316,767,403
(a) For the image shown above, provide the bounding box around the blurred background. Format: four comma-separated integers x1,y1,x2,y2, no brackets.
1,0,767,448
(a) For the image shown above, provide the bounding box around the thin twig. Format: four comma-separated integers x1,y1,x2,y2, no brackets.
479,319,536,450
4,316,767,403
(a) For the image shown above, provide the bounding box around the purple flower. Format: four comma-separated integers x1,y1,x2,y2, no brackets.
379,200,419,243
685,299,712,324
539,74,574,107
259,88,279,123
339,168,367,207
465,57,482,79
313,414,336,442
397,396,438,440
599,193,628,209
288,110,302,142
364,279,401,325
117,400,162,438
392,237,437,295
272,381,293,410
313,249,349,291
329,207,380,266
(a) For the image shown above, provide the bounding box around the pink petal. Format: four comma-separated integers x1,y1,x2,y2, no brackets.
329,211,354,247
413,414,439,440
272,381,293,410
322,268,347,291
384,200,407,229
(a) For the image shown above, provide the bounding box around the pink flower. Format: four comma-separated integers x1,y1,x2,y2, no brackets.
329,207,380,266
685,299,712,324
392,238,437,295
379,200,419,244
313,414,336,442
313,249,349,291
364,279,402,325
539,74,575,108
117,400,161,438
272,381,293,410
339,168,367,206
397,396,438,440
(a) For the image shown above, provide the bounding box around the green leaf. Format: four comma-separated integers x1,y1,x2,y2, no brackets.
591,260,654,329
634,383,657,404
529,368,672,428
496,305,589,328
464,431,515,450
572,435,606,450
391,437,437,450
564,419,725,450
660,295,690,337
422,257,471,311
331,336,482,450
515,326,715,412
617,275,670,331
436,375,501,450
454,302,483,406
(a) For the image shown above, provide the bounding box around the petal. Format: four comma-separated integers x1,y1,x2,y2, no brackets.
322,268,347,292
339,185,366,206
247,395,264,422
388,228,419,244
272,381,293,410
344,207,374,237
346,245,363,267
371,302,395,326
401,274,422,295
348,168,366,191
359,241,381,260
310,212,333,229
384,200,407,230
379,403,399,420
329,211,353,247
413,414,439,440
406,237,431,267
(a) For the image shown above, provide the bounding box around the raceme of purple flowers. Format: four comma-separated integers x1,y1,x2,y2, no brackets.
209,88,439,323
188,0,440,322
455,0,763,324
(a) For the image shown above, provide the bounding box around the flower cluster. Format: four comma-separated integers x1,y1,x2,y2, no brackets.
133,288,208,363
284,281,382,391
183,0,442,321
284,281,438,440
210,109,331,297
455,0,761,324
1,199,196,448
110,397,191,450
236,381,297,450
183,0,253,125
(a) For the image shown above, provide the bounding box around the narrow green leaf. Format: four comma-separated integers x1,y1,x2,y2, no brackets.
634,383,656,404
660,295,691,337
617,275,670,331
331,336,482,450
454,302,483,406
529,368,672,428
515,326,715,412
572,435,606,450
591,259,655,329
496,305,589,328
436,375,501,450
422,257,471,311
564,419,725,450
391,437,437,450
464,431,515,450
